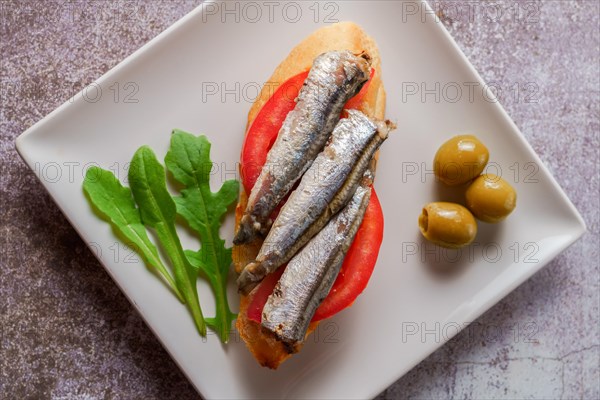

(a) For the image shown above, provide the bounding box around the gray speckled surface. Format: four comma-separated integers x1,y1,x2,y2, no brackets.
1,1,598,399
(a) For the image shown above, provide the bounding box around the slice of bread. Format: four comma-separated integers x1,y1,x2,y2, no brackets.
234,21,386,369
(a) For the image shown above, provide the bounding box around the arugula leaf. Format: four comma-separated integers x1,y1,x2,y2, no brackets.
83,133,239,342
129,146,206,336
165,130,238,343
83,167,184,303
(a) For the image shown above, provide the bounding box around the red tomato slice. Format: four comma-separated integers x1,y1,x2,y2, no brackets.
240,70,309,194
343,68,375,111
247,267,285,323
242,67,382,324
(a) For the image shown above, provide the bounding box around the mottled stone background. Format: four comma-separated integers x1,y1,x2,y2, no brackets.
1,0,598,399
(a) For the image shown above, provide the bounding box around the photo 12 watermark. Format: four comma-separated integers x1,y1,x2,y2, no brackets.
399,80,539,104
0,0,142,28
32,161,131,185
88,241,141,265
29,159,240,185
1,77,140,105
401,320,539,344
401,240,540,264
200,1,341,24
400,160,539,185
402,1,541,25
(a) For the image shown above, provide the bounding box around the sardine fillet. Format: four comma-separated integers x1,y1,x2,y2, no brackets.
238,110,394,294
234,50,371,245
262,182,372,344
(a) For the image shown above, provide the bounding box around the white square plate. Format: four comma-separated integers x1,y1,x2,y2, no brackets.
16,1,586,398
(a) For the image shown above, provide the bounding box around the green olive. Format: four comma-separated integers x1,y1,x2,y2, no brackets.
418,202,477,249
434,135,489,186
466,174,516,223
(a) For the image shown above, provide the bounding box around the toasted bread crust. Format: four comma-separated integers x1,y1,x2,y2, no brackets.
247,22,385,128
234,22,385,369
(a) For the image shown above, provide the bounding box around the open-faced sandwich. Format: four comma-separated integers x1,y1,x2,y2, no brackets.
233,21,395,369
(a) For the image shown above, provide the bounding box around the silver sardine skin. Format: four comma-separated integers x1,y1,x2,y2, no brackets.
233,50,371,245
261,182,372,344
237,110,393,294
